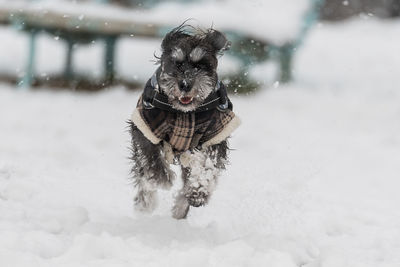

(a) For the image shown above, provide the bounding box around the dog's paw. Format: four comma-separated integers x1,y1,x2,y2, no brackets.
134,190,158,213
185,187,209,207
171,191,190,219
171,202,190,219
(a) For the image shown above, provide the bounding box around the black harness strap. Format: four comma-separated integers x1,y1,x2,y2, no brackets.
142,74,230,113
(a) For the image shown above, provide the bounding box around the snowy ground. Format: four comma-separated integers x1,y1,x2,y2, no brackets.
1,19,400,266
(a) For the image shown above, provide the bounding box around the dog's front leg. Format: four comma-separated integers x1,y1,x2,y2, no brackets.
181,149,218,208
171,167,191,219
172,141,228,219
129,123,175,213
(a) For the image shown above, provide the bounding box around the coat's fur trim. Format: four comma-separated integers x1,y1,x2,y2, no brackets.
131,108,161,144
202,115,241,148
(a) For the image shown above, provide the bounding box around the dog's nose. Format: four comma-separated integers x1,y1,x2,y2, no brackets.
179,80,191,92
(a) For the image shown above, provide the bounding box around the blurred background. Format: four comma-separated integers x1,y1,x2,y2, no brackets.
1,1,400,266
0,0,399,92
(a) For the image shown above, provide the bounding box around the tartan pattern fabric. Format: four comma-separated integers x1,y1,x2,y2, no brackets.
135,97,236,151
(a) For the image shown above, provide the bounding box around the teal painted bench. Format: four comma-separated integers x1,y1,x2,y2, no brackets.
0,0,324,88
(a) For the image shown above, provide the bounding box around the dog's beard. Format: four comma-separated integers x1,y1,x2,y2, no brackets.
159,70,216,112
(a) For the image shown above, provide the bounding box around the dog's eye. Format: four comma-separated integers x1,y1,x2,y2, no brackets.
174,60,183,68
193,60,210,69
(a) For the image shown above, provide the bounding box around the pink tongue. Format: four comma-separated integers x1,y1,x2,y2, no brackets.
180,97,192,104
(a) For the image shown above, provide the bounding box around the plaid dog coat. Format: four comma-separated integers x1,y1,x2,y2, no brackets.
131,93,240,152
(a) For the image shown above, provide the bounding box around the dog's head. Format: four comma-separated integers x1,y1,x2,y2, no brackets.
157,26,230,112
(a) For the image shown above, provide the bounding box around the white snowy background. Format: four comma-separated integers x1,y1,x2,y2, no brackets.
1,1,400,266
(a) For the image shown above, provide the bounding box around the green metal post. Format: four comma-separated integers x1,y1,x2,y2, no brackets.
64,39,74,80
104,36,117,84
20,30,37,88
279,44,294,83
279,0,325,83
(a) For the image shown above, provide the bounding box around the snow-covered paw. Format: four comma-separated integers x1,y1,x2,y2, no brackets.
134,190,158,213
185,187,209,207
171,194,190,219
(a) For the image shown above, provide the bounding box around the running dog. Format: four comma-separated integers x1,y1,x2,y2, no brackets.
129,25,240,219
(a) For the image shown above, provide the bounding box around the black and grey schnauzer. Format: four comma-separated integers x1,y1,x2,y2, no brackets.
129,25,240,219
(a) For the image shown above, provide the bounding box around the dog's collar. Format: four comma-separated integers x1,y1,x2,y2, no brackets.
142,72,229,113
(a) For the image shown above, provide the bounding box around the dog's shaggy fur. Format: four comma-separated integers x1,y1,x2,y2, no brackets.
129,25,239,219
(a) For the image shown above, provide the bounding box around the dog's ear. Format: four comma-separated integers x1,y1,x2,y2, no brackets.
204,30,231,53
161,27,189,53
161,31,177,52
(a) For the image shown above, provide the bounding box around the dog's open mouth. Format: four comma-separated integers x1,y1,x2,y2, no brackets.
179,96,193,105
